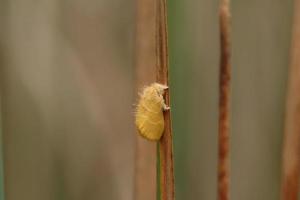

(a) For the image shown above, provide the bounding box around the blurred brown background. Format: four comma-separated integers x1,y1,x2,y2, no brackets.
0,0,295,200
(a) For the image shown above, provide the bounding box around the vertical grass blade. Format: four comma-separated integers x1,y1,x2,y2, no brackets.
134,0,157,199
157,143,161,200
155,0,175,199
218,0,231,200
281,0,300,199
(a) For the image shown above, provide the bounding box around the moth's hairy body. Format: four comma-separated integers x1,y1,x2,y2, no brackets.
135,83,169,141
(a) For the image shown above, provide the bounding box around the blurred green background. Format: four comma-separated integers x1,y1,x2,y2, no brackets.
0,0,295,199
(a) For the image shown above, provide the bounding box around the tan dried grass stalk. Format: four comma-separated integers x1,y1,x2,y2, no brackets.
155,0,175,199
218,0,231,200
281,0,300,199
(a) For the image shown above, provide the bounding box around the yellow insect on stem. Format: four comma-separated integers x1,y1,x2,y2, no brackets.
135,83,169,141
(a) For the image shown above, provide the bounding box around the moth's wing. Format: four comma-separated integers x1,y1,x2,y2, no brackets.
135,85,165,141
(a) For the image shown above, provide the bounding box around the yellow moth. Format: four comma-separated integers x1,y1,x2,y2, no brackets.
135,83,170,141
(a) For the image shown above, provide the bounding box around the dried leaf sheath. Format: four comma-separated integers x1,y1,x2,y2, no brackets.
134,0,157,198
218,0,231,200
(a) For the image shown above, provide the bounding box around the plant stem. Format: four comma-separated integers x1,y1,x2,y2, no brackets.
218,0,231,200
281,0,300,199
155,0,175,199
134,0,157,199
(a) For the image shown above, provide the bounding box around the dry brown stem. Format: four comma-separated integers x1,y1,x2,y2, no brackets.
281,0,300,199
218,0,231,200
155,0,175,199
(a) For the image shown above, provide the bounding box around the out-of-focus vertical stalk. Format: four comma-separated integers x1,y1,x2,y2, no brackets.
134,0,157,199
281,0,300,199
156,0,175,199
0,101,4,200
218,0,231,200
